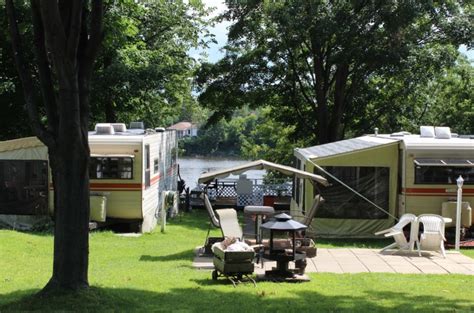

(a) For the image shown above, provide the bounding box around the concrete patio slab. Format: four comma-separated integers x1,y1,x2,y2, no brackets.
193,248,474,275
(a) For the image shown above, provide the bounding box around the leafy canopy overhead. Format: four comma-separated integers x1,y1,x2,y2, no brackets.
0,0,212,140
91,0,212,128
196,0,472,145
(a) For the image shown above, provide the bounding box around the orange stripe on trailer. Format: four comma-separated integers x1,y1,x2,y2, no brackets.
90,188,141,191
49,182,143,190
150,174,161,185
402,187,474,196
90,183,143,189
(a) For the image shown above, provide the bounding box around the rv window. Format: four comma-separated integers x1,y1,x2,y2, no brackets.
171,147,177,165
415,166,473,185
144,144,151,188
89,157,133,179
316,166,390,220
154,158,159,174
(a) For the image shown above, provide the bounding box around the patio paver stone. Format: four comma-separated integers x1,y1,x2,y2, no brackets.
193,248,474,275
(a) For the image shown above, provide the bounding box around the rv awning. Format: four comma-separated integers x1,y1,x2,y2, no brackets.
90,154,135,158
0,137,44,153
198,159,329,186
414,158,474,167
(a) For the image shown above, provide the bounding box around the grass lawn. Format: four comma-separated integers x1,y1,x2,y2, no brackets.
1,211,473,312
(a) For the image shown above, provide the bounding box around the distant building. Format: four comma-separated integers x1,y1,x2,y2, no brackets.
167,121,198,139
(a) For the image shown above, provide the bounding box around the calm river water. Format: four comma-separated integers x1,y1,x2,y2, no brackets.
178,157,265,190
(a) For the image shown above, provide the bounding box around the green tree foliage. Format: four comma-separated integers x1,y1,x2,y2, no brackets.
196,0,472,145
180,108,259,156
345,45,474,136
239,107,304,164
91,0,211,127
180,106,303,163
0,1,33,140
423,57,473,134
354,54,473,135
0,0,211,141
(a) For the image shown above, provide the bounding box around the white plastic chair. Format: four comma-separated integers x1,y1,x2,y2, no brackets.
415,214,447,258
375,213,417,252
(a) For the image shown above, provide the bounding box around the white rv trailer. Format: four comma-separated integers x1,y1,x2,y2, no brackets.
0,123,178,232
84,123,178,232
294,127,474,237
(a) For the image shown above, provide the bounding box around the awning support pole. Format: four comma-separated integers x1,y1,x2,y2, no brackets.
455,176,464,251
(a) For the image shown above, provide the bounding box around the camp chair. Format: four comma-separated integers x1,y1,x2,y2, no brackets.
201,193,224,252
415,214,446,258
297,194,325,229
375,213,417,252
215,209,243,240
215,208,266,253
202,193,220,228
290,195,324,259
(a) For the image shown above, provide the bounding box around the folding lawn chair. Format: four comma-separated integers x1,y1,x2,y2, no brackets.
375,213,417,252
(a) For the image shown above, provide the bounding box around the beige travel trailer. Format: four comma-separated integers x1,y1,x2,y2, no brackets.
294,127,474,237
0,123,178,232
84,123,178,232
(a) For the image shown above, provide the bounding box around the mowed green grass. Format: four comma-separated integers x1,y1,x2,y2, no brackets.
1,211,473,313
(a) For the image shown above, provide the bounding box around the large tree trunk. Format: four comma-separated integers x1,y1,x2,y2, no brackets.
46,140,90,291
105,99,117,123
44,86,91,291
6,0,103,293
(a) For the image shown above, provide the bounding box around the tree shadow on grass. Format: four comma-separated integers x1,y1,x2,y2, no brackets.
140,249,195,262
1,286,473,313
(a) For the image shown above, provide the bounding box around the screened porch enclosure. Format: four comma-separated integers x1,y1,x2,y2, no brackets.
0,160,48,215
316,166,390,220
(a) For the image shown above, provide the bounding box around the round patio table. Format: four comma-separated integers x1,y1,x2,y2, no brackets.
244,205,274,243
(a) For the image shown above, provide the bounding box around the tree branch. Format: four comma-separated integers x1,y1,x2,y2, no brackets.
78,0,103,144
59,0,72,38
39,0,71,83
39,1,67,61
6,0,56,148
287,80,315,133
65,0,83,63
287,48,317,113
328,63,350,141
83,0,104,73
31,0,59,136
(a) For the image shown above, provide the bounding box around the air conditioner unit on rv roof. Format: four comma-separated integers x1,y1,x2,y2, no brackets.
111,123,127,132
130,122,144,129
435,127,451,139
420,126,435,138
95,123,115,135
